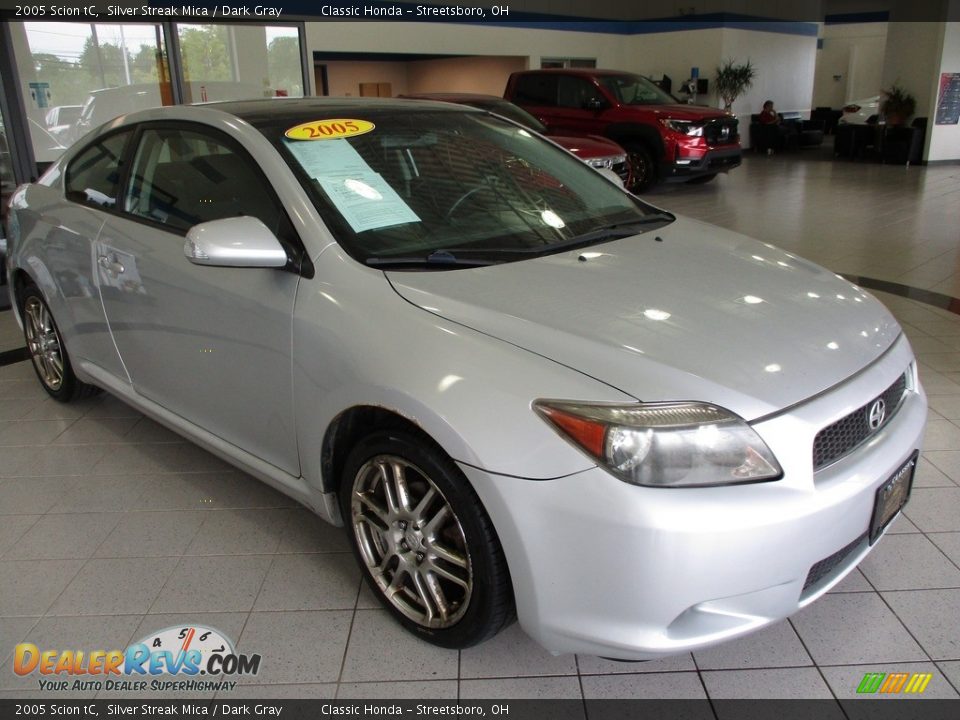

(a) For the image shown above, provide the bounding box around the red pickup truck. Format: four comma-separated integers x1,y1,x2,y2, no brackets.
505,69,742,191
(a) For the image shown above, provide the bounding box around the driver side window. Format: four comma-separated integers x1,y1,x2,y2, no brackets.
124,126,284,236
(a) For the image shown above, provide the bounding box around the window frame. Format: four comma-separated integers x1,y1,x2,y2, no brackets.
63,119,312,277
63,129,137,211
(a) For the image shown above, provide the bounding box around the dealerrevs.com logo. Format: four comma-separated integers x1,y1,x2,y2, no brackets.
13,625,260,693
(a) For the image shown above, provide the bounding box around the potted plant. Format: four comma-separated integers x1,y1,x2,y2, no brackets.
880,84,917,126
714,59,756,112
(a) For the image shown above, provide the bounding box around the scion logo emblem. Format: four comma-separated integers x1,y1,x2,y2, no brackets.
868,399,886,430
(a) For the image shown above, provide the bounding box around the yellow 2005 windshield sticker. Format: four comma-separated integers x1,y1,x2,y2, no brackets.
285,119,375,141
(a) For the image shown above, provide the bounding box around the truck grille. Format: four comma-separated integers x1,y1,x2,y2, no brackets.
704,118,739,146
813,372,909,471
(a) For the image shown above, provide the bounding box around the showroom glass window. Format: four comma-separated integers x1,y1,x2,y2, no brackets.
9,22,171,165
177,24,304,102
124,126,285,236
65,130,133,209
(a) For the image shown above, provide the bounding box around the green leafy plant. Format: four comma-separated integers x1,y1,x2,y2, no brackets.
714,59,756,111
880,84,917,126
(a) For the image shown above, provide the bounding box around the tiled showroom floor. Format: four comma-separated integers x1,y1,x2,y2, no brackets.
2,144,960,702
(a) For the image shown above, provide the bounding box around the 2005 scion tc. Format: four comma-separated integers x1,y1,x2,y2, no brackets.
5,99,925,659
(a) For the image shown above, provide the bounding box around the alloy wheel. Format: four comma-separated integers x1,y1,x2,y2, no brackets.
350,454,473,628
23,295,65,391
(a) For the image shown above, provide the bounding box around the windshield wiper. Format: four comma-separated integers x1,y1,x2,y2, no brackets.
435,214,675,257
365,250,499,269
561,214,675,246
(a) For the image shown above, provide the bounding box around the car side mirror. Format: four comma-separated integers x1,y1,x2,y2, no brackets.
184,216,288,268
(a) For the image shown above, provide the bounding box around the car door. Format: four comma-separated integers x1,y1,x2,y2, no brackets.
96,122,301,476
45,129,136,381
548,75,611,137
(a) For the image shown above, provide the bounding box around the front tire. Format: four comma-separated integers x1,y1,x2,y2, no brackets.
340,430,513,648
626,143,657,192
20,284,100,402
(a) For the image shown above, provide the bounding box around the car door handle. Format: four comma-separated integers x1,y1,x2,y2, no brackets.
98,255,125,275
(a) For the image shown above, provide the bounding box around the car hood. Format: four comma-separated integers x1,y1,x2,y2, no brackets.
551,134,624,159
648,105,733,121
387,216,901,421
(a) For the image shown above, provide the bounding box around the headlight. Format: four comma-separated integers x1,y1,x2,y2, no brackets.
534,400,782,488
584,154,627,170
659,119,704,136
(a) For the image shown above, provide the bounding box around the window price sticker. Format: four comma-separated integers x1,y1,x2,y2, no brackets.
285,119,376,141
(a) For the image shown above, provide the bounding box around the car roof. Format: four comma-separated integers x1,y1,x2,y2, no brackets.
400,93,504,103
513,68,635,78
203,96,477,125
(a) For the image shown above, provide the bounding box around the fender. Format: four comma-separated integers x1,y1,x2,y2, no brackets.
603,122,665,160
292,248,635,489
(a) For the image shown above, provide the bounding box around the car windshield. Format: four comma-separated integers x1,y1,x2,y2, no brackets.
258,108,670,268
597,74,677,106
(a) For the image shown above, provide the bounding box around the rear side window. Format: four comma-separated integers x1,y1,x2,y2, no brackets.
123,126,284,235
513,74,558,106
65,131,132,208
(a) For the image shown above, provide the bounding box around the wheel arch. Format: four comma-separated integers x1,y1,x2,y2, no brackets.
604,122,665,161
320,403,456,496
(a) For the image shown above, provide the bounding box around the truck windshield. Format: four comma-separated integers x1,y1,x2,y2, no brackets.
597,74,677,106
259,108,670,268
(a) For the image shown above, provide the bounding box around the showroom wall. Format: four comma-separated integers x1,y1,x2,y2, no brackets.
321,56,527,98
813,21,889,108
323,60,413,97
305,21,633,96
927,19,960,162
407,56,528,95
621,25,818,137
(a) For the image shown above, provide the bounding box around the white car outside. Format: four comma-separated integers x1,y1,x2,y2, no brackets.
840,95,881,125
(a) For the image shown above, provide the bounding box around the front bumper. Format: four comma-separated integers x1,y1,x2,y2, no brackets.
663,147,742,182
463,336,925,659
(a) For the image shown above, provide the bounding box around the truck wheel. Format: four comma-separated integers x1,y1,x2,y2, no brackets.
626,144,656,192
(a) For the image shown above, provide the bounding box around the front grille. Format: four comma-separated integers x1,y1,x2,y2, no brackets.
704,118,739,145
813,372,908,471
803,532,867,592
706,154,741,170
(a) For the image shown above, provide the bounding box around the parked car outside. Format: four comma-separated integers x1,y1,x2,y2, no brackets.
400,93,631,186
840,96,881,125
5,98,925,660
44,105,82,130
44,105,83,145
505,68,742,191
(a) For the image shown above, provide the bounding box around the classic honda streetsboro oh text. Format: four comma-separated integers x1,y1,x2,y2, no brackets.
5,99,925,659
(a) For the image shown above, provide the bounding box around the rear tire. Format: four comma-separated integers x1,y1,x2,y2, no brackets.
340,430,514,648
20,284,100,402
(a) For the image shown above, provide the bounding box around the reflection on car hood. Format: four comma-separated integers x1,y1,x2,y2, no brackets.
388,215,901,420
551,134,624,159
